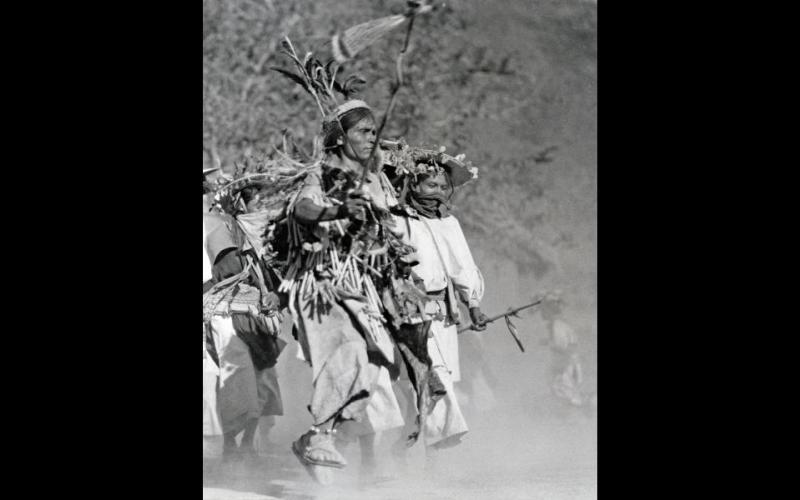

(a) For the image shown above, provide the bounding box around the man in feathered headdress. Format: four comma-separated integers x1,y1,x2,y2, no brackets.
268,37,440,482
284,98,410,482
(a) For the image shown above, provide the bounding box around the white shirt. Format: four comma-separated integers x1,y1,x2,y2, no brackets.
203,217,212,283
397,214,484,308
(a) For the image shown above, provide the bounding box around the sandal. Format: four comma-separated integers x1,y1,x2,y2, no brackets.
292,427,347,470
292,428,347,485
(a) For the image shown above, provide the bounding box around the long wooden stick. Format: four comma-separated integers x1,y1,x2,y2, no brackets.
358,7,419,190
457,299,543,334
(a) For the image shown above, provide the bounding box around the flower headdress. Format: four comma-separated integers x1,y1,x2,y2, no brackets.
382,139,479,188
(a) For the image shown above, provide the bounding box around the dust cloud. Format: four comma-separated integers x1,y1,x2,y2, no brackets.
204,257,597,500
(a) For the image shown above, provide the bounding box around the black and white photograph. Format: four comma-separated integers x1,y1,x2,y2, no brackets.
202,1,597,498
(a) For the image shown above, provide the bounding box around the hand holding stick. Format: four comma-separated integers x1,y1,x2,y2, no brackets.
457,299,544,352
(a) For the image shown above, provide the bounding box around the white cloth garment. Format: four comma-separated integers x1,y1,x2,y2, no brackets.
203,219,212,283
337,365,405,438
398,215,484,307
203,324,222,437
395,214,485,381
207,315,262,434
423,363,468,448
394,213,484,448
203,315,284,438
426,299,461,382
423,299,469,447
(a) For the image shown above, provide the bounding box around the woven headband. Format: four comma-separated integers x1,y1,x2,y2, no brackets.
333,99,370,118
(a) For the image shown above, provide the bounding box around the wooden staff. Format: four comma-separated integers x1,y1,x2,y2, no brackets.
457,299,544,352
358,1,432,190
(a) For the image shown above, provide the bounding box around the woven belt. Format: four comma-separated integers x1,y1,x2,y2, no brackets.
426,289,447,301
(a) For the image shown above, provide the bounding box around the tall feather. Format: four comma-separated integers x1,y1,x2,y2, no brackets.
270,67,310,94
303,52,315,80
342,75,366,98
273,36,378,117
331,79,345,96
273,37,340,116
324,59,336,81
331,14,408,63
330,2,435,64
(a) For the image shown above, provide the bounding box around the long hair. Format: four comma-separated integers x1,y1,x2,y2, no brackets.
322,107,375,151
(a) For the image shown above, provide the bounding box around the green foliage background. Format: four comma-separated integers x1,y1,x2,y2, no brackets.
203,0,597,363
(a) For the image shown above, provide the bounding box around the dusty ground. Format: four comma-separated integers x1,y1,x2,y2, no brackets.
203,402,596,500
205,303,597,500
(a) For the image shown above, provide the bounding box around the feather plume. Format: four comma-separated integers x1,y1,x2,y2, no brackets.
342,75,366,98
331,14,408,63
325,59,336,80
280,37,294,54
303,52,315,79
272,36,375,117
270,67,310,93
329,2,435,63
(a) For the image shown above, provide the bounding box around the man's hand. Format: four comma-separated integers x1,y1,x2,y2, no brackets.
469,307,489,331
343,190,370,219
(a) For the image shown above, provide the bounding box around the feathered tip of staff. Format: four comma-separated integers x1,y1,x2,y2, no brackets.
330,1,435,63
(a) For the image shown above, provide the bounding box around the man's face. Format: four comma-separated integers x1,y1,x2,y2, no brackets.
415,172,450,197
341,116,377,162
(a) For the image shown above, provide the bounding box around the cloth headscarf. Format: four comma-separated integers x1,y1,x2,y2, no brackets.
408,190,450,219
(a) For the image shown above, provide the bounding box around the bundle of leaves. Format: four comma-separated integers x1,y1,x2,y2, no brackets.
211,144,322,220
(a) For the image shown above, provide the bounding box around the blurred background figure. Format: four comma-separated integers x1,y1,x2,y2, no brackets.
538,291,593,411
455,333,499,412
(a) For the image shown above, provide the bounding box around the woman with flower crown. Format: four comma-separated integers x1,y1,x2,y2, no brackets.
385,148,489,463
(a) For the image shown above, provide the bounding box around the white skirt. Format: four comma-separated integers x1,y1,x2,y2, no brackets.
203,316,283,436
426,300,461,382
423,300,468,446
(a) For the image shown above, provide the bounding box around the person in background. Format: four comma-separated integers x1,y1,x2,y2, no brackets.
539,291,588,409
203,170,286,465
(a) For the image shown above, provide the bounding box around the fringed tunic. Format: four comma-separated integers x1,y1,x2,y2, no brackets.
284,159,404,431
